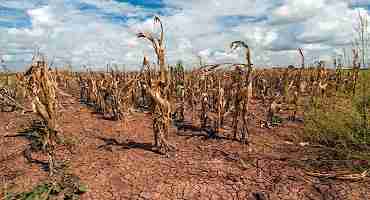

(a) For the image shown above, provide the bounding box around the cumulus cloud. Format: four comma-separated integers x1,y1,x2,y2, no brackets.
0,0,368,71
270,0,326,24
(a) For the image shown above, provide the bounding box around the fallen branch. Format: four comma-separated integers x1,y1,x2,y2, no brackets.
305,170,369,181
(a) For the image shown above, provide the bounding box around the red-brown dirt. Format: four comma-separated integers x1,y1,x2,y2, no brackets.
1,89,369,200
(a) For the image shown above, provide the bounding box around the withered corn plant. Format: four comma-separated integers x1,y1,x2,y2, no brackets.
289,48,305,121
229,41,253,144
138,55,152,110
173,61,185,123
137,16,175,154
185,73,197,125
352,48,360,96
214,75,225,134
23,55,59,176
334,56,343,92
200,88,209,129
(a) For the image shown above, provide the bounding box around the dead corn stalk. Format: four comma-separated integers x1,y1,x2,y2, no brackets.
230,41,253,144
137,16,175,154
24,55,58,176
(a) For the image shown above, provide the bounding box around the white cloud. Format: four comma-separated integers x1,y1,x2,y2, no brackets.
27,6,55,26
296,2,361,46
1,54,13,62
271,0,326,24
0,0,368,71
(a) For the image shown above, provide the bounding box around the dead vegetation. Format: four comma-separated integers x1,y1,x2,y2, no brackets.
1,15,369,200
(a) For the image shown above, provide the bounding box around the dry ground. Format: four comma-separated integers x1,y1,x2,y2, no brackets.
1,88,369,200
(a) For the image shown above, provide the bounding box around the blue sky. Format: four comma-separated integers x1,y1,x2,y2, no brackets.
0,0,369,71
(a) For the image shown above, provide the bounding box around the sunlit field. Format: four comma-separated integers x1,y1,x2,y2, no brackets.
1,1,370,200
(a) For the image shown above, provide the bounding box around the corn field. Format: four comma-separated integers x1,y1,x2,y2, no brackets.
5,17,368,154
1,16,369,200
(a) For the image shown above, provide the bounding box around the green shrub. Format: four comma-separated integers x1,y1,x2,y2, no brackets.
4,177,88,200
304,103,369,148
304,78,370,156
